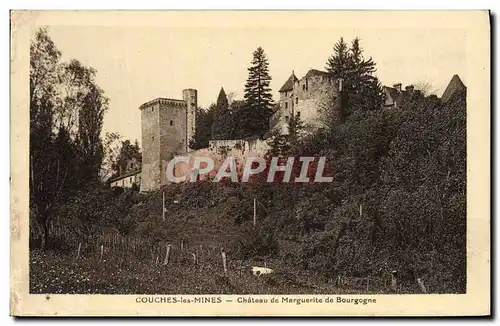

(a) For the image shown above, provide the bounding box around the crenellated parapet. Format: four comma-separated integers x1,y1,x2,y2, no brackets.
139,97,187,110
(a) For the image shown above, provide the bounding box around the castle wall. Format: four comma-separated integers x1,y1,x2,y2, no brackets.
170,139,270,182
273,73,338,134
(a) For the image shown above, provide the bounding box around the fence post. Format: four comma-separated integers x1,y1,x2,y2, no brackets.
162,192,166,221
76,242,82,259
221,248,228,277
253,198,257,228
391,270,398,292
99,245,104,261
163,244,171,266
417,278,427,293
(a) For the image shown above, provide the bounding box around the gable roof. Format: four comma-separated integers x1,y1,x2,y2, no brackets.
279,72,299,93
304,69,330,78
441,74,466,103
384,86,400,101
383,86,408,106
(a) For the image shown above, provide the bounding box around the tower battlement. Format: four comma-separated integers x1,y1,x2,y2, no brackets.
139,98,187,110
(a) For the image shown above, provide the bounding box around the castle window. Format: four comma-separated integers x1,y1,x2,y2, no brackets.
297,111,301,118
285,115,289,122
151,106,154,112
296,98,298,104
130,177,132,183
152,136,154,141
285,102,288,109
170,120,174,126
191,103,195,107
302,85,306,91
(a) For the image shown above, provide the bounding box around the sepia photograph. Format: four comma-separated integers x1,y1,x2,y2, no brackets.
10,10,490,316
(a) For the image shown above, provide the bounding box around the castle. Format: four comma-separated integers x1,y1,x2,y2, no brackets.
271,69,340,134
108,71,464,192
139,89,197,192
136,70,338,192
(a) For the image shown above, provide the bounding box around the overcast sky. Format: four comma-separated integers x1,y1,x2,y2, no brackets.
43,13,467,145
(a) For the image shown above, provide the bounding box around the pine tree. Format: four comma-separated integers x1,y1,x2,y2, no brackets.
325,37,383,120
240,47,274,138
348,38,382,112
211,87,234,140
326,37,352,80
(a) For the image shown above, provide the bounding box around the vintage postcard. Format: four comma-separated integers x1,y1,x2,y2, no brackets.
10,10,490,316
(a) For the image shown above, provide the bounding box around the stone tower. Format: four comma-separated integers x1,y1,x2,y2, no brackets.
183,88,197,151
139,89,197,192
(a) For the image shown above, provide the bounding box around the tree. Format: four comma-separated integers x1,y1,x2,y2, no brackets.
414,81,437,96
77,83,108,184
267,112,305,156
326,37,351,80
240,47,274,138
211,87,234,140
189,106,215,150
29,27,108,249
325,37,383,122
100,132,122,181
112,139,142,177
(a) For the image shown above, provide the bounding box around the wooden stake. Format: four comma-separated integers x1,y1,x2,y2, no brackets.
391,271,398,292
76,242,82,259
99,245,104,261
221,248,228,277
192,253,197,267
163,244,171,266
162,192,166,221
417,278,427,293
253,198,256,228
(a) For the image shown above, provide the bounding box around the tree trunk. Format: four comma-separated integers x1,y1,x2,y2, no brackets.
41,218,50,250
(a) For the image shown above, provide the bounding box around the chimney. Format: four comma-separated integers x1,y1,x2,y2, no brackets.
405,85,414,93
393,83,402,92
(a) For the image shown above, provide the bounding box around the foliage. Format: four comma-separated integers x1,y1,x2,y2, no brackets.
190,105,215,149
30,27,108,248
211,88,235,140
239,47,274,138
325,37,384,122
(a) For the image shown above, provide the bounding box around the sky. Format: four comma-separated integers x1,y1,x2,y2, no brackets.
43,13,467,146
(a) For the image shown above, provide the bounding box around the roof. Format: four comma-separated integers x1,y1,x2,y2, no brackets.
441,75,466,103
108,169,141,183
384,86,403,101
279,73,299,92
383,86,409,106
304,69,330,78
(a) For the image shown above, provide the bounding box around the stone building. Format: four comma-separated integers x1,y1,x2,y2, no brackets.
140,89,197,192
109,169,141,189
441,74,466,103
272,69,339,134
383,83,414,108
108,157,141,189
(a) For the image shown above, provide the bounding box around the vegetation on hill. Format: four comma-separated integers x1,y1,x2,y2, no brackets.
29,30,466,294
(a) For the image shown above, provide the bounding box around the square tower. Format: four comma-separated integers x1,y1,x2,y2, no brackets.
139,97,189,192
